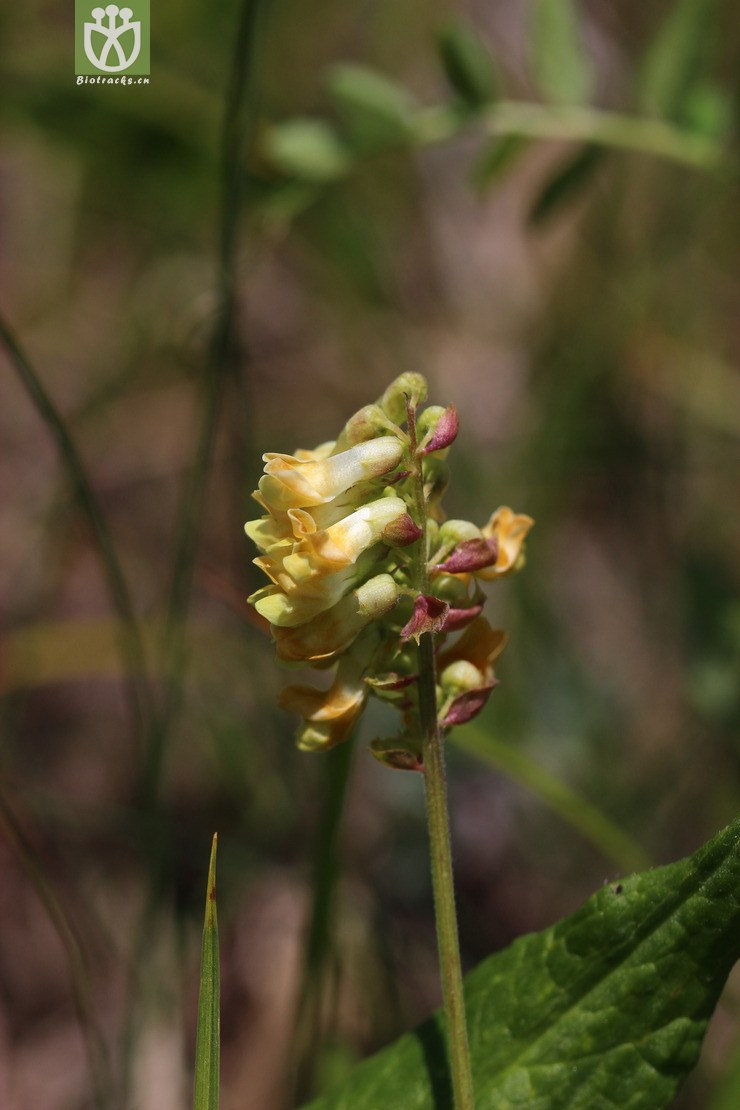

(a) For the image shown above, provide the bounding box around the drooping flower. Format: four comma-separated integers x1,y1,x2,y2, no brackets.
245,373,533,761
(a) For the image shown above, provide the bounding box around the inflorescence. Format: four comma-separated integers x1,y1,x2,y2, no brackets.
246,373,533,769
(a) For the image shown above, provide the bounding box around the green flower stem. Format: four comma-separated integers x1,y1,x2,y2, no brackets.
417,633,475,1110
408,401,475,1110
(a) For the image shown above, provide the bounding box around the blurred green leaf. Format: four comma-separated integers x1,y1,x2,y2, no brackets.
681,81,733,139
454,724,649,873
471,134,528,192
327,65,414,153
193,834,220,1110
638,0,719,120
710,1036,740,1110
305,816,740,1108
531,0,592,105
528,143,604,226
437,20,499,111
265,119,351,182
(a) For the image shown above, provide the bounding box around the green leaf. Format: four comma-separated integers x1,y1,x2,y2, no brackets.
528,143,605,226
638,0,719,121
471,135,529,192
193,834,220,1110
437,20,499,111
304,816,740,1108
531,0,592,106
265,120,351,182
327,65,415,153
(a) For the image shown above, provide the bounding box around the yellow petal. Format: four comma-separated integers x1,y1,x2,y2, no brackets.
436,617,507,681
272,574,398,661
477,507,535,579
259,436,404,510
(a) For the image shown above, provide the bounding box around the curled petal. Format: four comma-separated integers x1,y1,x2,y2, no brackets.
477,507,535,579
401,594,450,642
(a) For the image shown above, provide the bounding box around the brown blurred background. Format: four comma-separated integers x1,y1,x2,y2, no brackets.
2,1,740,1107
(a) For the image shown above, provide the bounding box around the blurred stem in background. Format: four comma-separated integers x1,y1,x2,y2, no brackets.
0,313,153,741
120,0,267,1100
289,739,355,1104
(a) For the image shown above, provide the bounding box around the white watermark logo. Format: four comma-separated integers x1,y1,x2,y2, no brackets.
84,5,141,73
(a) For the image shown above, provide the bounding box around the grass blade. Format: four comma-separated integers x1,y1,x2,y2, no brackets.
194,833,220,1110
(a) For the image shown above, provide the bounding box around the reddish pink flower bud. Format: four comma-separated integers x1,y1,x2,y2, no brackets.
441,681,497,726
441,603,484,631
419,404,459,455
401,594,450,642
382,512,422,547
432,536,499,575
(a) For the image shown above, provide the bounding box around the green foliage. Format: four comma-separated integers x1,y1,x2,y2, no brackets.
471,134,528,192
437,20,499,111
305,817,740,1108
639,0,720,121
531,0,592,105
193,835,220,1110
327,65,415,152
265,119,350,182
528,144,605,226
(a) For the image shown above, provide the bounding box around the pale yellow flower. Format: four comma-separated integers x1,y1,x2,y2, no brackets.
280,651,368,752
271,573,399,663
256,436,404,512
248,497,409,628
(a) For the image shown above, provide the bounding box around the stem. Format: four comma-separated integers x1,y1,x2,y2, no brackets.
407,401,475,1109
414,99,725,171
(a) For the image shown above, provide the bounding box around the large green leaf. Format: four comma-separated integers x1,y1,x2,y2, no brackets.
305,816,740,1108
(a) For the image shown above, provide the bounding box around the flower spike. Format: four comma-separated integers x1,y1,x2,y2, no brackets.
245,373,532,756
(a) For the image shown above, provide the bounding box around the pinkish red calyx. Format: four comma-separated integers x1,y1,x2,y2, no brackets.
419,404,459,455
441,681,497,726
432,536,499,575
401,594,450,642
382,512,423,547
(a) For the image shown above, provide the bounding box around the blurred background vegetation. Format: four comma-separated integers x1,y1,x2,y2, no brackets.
1,1,739,1107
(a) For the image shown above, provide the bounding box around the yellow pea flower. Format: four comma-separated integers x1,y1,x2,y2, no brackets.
257,436,404,511
271,573,399,663
476,506,535,579
280,647,371,751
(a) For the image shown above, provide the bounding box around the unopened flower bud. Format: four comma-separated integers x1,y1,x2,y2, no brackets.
379,372,428,423
440,659,485,697
438,520,482,546
334,404,396,452
418,404,459,455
